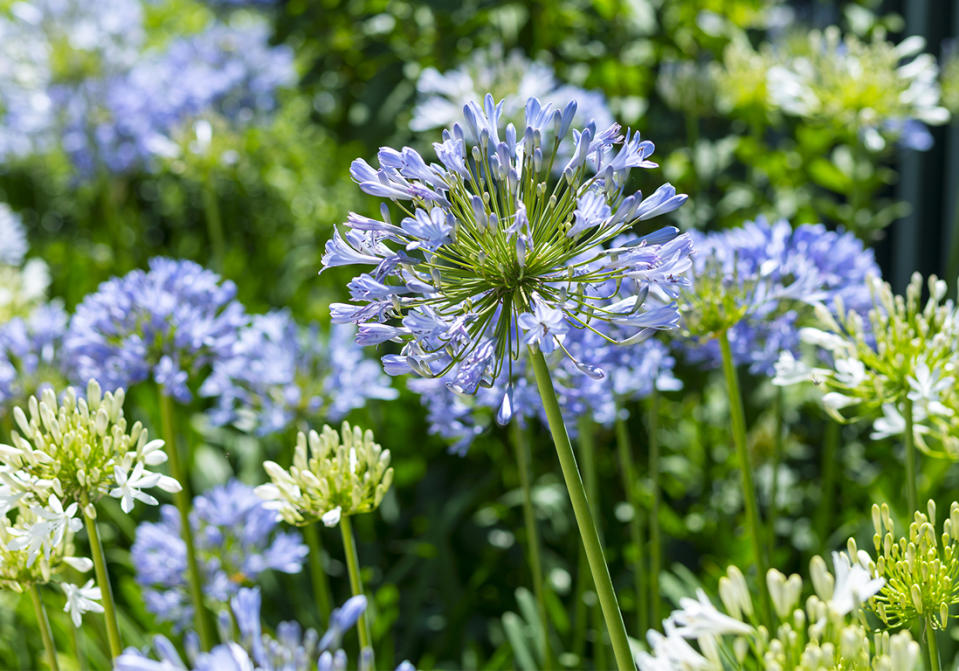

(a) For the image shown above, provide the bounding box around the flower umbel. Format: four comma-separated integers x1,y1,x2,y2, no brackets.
256,422,393,526
324,93,690,393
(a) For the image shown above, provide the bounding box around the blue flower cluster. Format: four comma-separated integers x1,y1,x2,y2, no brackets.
325,95,691,405
683,217,879,375
132,480,307,630
202,311,397,435
65,257,247,401
0,0,294,174
115,587,413,671
0,303,70,419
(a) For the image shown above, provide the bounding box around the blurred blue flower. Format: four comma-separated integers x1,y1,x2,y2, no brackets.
114,587,415,671
132,480,307,630
65,257,247,401
58,18,295,174
0,204,28,267
201,311,397,435
682,217,879,375
410,46,614,139
0,302,70,420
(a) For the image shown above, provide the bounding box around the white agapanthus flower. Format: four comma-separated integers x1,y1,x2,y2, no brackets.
62,579,104,628
109,462,180,513
668,589,753,638
829,551,884,616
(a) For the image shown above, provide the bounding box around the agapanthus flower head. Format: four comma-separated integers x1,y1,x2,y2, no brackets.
852,500,959,631
114,587,416,671
774,272,959,457
770,27,949,151
133,479,307,630
202,312,396,436
0,502,92,590
60,17,295,174
326,94,691,399
66,257,247,402
638,559,919,671
410,46,614,139
681,217,879,375
0,302,69,421
0,379,180,517
256,422,393,526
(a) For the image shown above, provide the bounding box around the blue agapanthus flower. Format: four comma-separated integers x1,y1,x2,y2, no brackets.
0,302,69,419
0,204,28,267
65,257,247,401
682,217,879,375
201,311,397,435
57,18,295,174
324,94,691,407
132,480,307,630
114,587,416,671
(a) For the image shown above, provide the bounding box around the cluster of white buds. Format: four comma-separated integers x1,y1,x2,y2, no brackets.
0,379,180,518
775,273,959,458
637,555,918,670
256,422,393,527
853,500,959,631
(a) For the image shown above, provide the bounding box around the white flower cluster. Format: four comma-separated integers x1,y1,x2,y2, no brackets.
256,422,393,527
637,554,918,671
774,273,959,457
0,380,180,624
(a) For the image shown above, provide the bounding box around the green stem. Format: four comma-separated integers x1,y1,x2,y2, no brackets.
718,330,771,625
340,515,372,654
768,388,784,558
576,418,608,669
29,584,60,671
528,346,633,671
69,617,86,671
303,523,333,622
202,169,225,270
648,392,662,628
904,398,918,514
80,503,122,659
614,409,648,635
925,618,941,671
158,388,214,651
509,421,552,670
815,421,840,544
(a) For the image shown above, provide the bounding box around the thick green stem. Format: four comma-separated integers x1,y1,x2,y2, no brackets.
158,388,214,651
303,523,333,621
510,421,552,669
815,421,841,544
81,504,122,659
925,618,941,671
768,388,784,558
648,392,662,628
577,419,608,669
614,410,648,635
528,347,633,671
904,398,918,514
340,515,372,654
718,331,771,625
202,170,225,270
29,584,60,671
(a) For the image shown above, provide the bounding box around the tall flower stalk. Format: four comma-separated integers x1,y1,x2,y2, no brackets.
28,584,59,671
718,329,771,623
322,92,692,670
157,387,214,650
509,420,551,669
